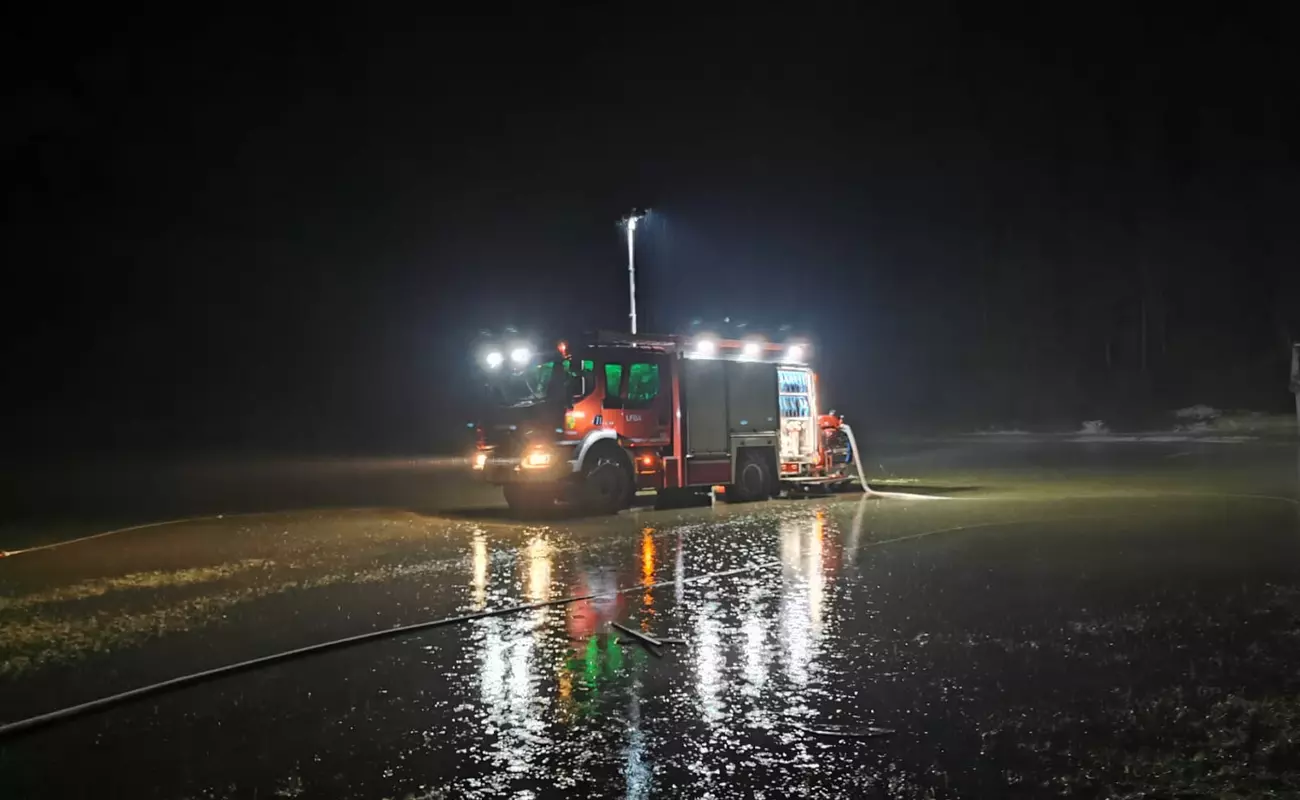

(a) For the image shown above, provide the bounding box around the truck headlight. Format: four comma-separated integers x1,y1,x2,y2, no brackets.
521,448,552,469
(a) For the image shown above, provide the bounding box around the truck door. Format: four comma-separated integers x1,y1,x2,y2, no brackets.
600,355,670,445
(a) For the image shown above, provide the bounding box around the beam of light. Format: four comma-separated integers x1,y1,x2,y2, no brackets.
485,351,504,369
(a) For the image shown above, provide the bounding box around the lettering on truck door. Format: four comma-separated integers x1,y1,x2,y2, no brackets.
601,356,669,444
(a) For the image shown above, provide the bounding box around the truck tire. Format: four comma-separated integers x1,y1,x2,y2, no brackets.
580,446,633,515
503,484,557,517
731,450,773,502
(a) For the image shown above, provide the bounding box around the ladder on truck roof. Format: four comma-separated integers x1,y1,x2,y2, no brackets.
587,330,684,351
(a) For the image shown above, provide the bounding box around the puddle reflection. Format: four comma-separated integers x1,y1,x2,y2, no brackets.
846,495,869,563
641,528,656,623
557,563,626,726
778,513,830,688
694,593,724,726
470,532,560,780
470,531,488,610
457,509,849,794
526,535,552,604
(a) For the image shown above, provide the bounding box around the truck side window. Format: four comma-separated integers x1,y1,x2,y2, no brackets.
602,362,625,408
604,363,624,397
625,362,660,409
561,358,596,400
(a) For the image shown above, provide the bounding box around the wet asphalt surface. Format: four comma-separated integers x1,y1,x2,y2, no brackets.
1,441,1299,798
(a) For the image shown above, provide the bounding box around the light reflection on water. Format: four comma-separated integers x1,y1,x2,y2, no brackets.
778,514,824,688
807,511,826,636
472,532,558,782
30,494,1291,797
526,535,553,604
470,531,488,610
846,495,869,563
35,504,969,799
674,531,685,604
694,592,724,726
741,582,769,700
446,509,851,795
623,645,651,799
640,527,656,623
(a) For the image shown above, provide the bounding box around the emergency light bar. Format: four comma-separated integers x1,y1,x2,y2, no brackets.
685,337,809,364
579,331,811,363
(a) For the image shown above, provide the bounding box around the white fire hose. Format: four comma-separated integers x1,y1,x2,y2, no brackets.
839,422,871,492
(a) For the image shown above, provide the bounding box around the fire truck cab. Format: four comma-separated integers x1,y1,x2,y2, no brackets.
472,331,854,515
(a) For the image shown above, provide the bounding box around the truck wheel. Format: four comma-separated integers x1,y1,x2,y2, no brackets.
581,449,632,514
503,484,557,517
732,451,772,502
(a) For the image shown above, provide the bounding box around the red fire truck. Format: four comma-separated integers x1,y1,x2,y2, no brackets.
472,331,857,514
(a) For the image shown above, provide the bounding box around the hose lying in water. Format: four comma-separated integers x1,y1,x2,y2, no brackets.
0,511,280,559
838,422,951,501
0,559,775,740
0,512,1088,741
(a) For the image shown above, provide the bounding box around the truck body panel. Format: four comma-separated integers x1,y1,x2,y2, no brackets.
682,358,727,456
726,361,780,436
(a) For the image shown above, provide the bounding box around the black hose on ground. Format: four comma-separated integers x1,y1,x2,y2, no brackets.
0,559,786,741
0,592,596,739
7,507,1221,741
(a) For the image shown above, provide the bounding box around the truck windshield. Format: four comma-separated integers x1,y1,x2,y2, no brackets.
494,358,593,407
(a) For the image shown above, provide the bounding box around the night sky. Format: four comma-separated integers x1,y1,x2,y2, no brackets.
3,7,1297,456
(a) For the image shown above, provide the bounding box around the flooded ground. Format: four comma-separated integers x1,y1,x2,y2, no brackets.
1,441,1298,797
